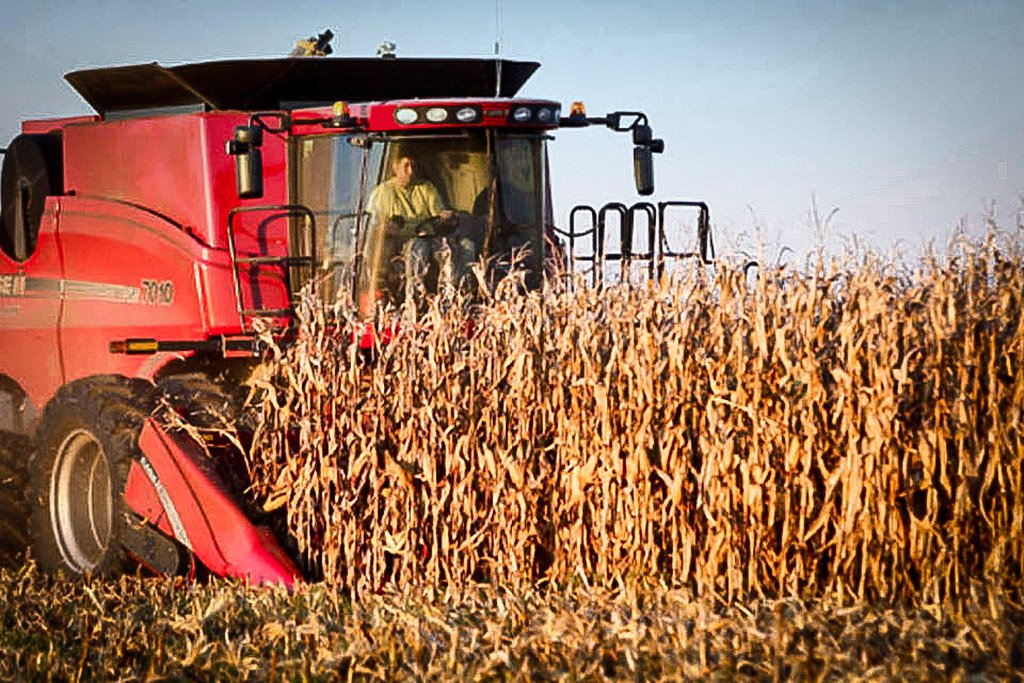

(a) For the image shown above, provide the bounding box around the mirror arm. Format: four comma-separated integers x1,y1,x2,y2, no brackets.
248,112,292,134
557,110,663,195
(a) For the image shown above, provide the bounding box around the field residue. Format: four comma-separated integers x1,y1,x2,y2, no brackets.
1,565,1021,680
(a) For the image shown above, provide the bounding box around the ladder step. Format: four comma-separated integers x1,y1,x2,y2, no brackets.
236,256,314,266
601,252,655,262
242,308,292,317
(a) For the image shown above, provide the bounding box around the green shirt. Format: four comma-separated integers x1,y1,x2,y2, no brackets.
369,179,446,234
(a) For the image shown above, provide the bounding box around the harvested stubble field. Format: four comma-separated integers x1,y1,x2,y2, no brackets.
2,232,1024,678
1,564,1022,680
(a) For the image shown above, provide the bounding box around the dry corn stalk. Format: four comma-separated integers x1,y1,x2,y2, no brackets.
245,231,1024,604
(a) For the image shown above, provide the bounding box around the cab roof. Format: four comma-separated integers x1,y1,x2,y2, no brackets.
65,58,541,117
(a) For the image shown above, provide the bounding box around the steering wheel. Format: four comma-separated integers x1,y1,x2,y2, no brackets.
413,213,460,238
413,213,461,238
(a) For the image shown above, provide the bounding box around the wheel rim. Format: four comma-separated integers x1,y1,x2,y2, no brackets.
49,429,113,572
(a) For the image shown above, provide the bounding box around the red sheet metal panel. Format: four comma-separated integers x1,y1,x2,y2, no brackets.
128,418,300,587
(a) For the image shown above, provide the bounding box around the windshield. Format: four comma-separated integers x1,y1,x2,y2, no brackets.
293,130,546,314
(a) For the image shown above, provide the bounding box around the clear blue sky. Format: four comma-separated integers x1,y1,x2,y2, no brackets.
2,1,1022,256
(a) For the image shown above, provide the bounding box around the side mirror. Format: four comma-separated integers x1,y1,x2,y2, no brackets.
226,125,264,199
633,146,654,196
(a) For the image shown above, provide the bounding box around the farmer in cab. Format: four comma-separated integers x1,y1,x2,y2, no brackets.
359,152,457,317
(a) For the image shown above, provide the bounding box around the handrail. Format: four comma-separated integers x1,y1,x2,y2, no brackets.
563,205,597,279
628,202,657,279
226,204,317,331
596,203,627,286
560,198,714,285
657,201,713,264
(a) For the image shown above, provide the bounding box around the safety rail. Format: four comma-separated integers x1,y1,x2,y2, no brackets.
553,200,714,287
226,205,317,331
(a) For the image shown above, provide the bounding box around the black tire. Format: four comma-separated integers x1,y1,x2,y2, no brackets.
157,372,242,431
28,376,153,576
0,433,30,569
1,133,62,262
156,372,258,510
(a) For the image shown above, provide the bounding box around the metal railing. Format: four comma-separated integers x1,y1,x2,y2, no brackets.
226,205,317,331
552,200,714,287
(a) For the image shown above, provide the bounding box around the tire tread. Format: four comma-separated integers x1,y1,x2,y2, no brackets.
27,375,154,576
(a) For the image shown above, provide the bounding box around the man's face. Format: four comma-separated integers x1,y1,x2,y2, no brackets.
392,157,414,188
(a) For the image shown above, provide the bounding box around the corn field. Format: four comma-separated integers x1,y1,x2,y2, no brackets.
244,231,1024,604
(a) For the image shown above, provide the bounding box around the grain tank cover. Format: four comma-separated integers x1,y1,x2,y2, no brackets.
64,58,541,116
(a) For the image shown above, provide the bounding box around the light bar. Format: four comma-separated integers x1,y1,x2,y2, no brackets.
506,104,561,126
389,103,560,126
393,105,483,125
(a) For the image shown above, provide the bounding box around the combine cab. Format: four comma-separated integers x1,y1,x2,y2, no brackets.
0,48,711,584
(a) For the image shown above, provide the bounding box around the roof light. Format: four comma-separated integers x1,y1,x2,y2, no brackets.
330,101,356,127
570,101,587,118
455,107,478,123
425,107,448,123
536,107,553,123
512,106,532,122
395,108,418,124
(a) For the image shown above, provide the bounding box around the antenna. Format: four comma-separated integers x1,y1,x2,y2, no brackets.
494,0,503,97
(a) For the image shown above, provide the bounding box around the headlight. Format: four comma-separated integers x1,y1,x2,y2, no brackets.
512,106,532,122
394,108,418,124
425,107,448,123
455,107,478,123
536,108,553,123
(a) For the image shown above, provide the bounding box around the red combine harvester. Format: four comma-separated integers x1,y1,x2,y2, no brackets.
0,46,712,585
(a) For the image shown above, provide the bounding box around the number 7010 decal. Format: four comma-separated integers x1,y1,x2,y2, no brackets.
140,279,175,305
